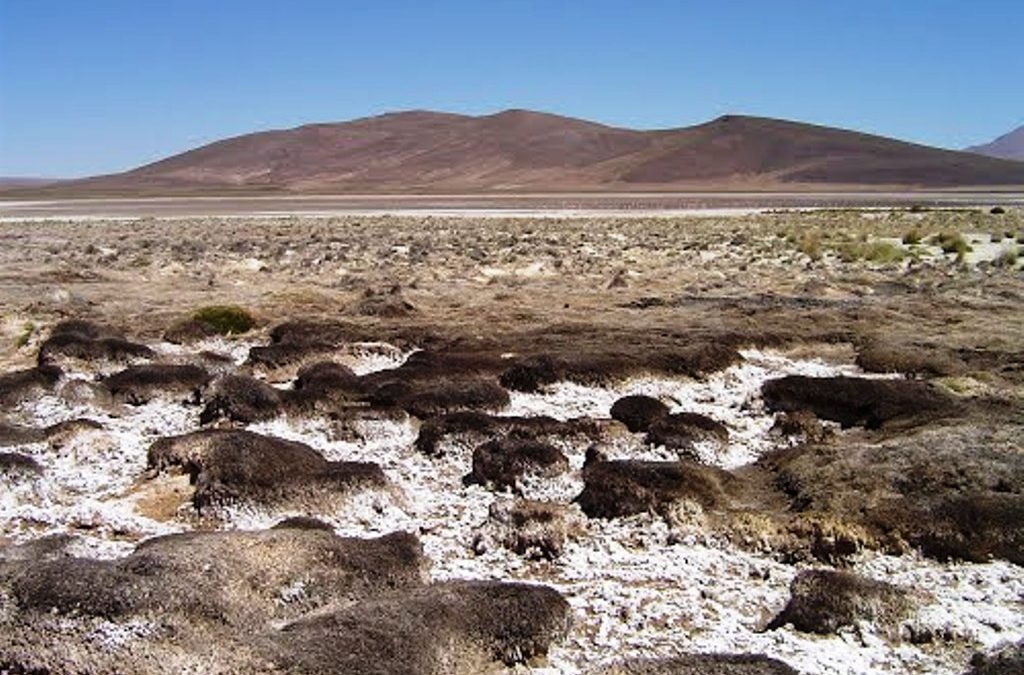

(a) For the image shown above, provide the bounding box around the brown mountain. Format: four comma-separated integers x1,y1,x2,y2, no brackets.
966,124,1024,162
29,110,1024,194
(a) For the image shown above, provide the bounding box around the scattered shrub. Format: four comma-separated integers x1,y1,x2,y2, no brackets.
993,247,1019,268
990,206,1006,215
14,322,34,349
191,305,256,335
931,232,972,257
862,242,906,264
902,230,922,245
908,204,928,213
797,231,822,261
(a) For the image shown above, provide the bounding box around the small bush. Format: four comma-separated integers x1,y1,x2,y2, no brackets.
902,230,922,245
908,204,928,213
797,231,822,261
862,242,906,264
993,247,1019,268
931,232,973,256
990,206,1006,215
836,243,862,263
191,305,255,335
14,322,34,349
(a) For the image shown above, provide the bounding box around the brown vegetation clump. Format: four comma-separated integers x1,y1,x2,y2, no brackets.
268,580,571,674
368,376,511,418
464,438,569,491
414,411,617,457
0,451,43,477
147,429,388,512
610,394,670,433
500,355,560,392
855,339,962,377
102,364,211,405
576,459,734,520
593,653,799,675
762,375,960,429
645,412,729,452
770,410,829,443
37,320,154,365
199,373,284,424
965,641,1024,675
475,500,580,560
762,425,1024,563
10,529,425,623
0,365,62,406
766,569,912,635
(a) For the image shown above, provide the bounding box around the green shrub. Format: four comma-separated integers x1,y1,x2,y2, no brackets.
797,231,822,261
837,243,862,263
990,206,1006,215
931,232,973,256
908,204,928,213
862,242,906,264
14,322,34,349
191,305,255,335
993,247,1019,268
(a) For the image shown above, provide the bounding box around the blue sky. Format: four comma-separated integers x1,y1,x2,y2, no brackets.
1,0,1022,177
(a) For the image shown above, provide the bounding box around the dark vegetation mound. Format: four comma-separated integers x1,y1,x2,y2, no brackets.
499,355,560,392
286,360,363,413
762,375,959,429
367,376,510,418
199,374,283,424
8,529,425,626
189,305,256,335
0,452,42,476
147,429,387,511
294,360,361,393
415,412,618,456
0,365,61,406
0,422,44,446
354,285,416,317
269,580,570,673
767,569,911,634
38,320,153,365
164,306,254,343
477,500,578,560
272,516,335,531
770,410,829,443
576,459,734,519
594,653,799,674
1,527,570,674
0,419,101,448
855,340,962,377
646,412,729,452
248,340,338,371
762,425,1024,563
465,439,569,491
965,640,1024,675
103,364,211,405
500,343,742,388
610,395,670,432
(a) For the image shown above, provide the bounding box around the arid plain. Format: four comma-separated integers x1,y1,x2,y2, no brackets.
1,204,1023,674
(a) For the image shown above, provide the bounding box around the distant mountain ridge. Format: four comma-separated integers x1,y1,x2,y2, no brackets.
19,110,1024,195
967,124,1024,161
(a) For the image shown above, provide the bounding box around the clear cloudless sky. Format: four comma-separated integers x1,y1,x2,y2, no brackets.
1,0,1022,177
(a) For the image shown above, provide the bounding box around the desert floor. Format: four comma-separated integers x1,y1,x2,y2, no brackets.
0,207,1022,674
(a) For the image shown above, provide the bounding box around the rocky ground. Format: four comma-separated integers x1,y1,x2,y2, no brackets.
0,208,1022,674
